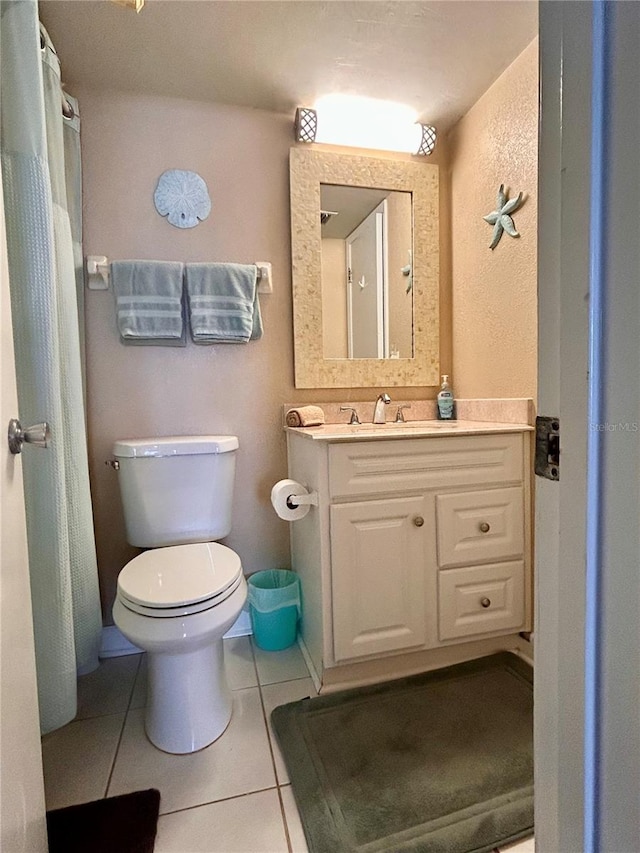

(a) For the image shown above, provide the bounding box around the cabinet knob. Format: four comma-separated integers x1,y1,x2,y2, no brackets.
479,521,491,533
480,597,491,608
413,516,424,527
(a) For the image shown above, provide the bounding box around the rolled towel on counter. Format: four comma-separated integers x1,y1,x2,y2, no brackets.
285,406,325,427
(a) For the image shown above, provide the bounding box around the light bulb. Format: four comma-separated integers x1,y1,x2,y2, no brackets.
313,94,424,154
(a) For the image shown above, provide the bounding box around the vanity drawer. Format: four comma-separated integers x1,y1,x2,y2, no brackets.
438,561,525,641
328,433,524,499
436,487,524,569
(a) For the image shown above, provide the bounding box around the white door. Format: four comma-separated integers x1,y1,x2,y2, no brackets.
537,3,640,850
346,202,386,358
0,166,48,848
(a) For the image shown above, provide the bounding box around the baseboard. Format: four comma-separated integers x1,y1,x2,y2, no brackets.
223,606,253,639
100,624,142,658
515,631,534,666
298,636,322,693
100,607,253,658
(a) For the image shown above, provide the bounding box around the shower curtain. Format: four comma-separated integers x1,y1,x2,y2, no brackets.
0,0,102,733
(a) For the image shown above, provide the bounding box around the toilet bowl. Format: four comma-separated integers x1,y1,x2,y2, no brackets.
113,542,246,753
110,435,246,754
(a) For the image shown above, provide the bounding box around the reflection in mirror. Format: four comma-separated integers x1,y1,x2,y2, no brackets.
320,185,413,360
290,147,439,389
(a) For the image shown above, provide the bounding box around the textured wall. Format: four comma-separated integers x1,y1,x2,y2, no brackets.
449,39,538,400
76,89,451,620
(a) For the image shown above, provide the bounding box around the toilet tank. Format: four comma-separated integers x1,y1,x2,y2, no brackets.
113,435,239,548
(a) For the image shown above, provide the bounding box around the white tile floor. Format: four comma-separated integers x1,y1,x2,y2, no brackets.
41,637,534,853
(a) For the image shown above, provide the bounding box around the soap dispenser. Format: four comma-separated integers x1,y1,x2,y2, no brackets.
437,375,456,420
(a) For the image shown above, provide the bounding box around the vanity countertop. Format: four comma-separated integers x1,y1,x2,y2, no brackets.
286,419,534,442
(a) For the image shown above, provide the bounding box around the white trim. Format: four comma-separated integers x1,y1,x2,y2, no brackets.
223,606,253,639
298,635,322,693
99,624,142,658
375,205,386,358
99,607,253,658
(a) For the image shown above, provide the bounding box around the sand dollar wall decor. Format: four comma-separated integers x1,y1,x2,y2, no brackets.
154,169,211,228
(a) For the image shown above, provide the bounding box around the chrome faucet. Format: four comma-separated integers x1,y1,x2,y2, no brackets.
373,393,391,424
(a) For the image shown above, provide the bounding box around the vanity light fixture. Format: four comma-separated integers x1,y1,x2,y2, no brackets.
294,108,318,144
416,124,437,157
294,95,436,156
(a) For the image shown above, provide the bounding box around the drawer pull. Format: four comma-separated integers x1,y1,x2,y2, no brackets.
479,521,491,533
480,597,491,608
413,516,425,527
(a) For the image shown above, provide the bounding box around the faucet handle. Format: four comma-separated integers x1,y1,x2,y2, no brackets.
395,404,412,423
340,406,361,425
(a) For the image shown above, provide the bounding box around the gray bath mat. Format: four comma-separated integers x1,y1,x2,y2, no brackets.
271,652,533,853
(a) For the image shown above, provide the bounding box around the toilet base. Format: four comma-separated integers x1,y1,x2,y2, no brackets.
112,575,247,755
146,639,232,753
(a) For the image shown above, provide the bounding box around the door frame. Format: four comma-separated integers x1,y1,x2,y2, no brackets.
346,200,388,358
536,2,640,849
0,159,48,852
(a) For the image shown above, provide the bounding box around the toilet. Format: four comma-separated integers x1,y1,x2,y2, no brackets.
111,435,247,754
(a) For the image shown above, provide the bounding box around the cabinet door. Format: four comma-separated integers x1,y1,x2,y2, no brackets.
331,495,428,662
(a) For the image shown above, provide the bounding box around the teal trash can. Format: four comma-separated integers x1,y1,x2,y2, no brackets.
248,569,300,651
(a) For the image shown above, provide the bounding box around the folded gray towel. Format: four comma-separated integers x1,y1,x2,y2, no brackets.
111,260,185,346
185,262,263,344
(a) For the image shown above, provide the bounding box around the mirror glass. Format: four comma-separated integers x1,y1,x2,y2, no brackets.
320,185,414,360
290,147,439,389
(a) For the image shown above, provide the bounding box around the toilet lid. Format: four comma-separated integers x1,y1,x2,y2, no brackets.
117,542,242,609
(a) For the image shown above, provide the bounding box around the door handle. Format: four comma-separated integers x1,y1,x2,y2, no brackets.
8,419,50,454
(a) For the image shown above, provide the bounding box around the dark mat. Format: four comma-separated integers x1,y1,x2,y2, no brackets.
46,788,161,853
272,652,533,853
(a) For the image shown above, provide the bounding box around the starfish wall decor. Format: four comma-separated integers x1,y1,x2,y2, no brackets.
483,184,524,250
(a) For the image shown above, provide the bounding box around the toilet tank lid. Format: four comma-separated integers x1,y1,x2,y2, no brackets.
113,435,239,458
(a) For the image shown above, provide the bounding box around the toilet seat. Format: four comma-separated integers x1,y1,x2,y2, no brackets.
117,542,243,619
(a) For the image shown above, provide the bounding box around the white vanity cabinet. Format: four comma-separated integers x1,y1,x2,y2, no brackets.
286,424,532,691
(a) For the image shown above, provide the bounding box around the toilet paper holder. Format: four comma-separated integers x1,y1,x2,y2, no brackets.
286,490,318,509
271,478,318,521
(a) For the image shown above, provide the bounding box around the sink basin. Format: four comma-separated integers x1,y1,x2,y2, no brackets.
369,420,457,429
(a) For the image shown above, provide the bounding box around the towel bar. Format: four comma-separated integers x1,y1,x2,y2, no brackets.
86,256,273,294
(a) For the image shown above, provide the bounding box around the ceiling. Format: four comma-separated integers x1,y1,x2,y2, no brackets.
320,185,390,239
39,0,537,133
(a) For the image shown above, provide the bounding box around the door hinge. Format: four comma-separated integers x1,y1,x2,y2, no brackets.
535,416,560,480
